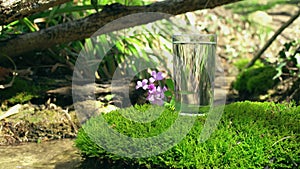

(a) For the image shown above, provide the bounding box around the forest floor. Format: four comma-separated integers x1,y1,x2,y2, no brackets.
0,2,299,146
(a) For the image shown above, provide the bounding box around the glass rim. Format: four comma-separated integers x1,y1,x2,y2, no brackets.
172,33,217,43
172,33,217,37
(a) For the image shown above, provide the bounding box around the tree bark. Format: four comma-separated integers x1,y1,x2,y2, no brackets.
0,0,69,25
0,0,241,59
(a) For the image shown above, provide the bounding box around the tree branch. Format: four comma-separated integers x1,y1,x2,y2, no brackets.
0,0,241,59
0,0,70,25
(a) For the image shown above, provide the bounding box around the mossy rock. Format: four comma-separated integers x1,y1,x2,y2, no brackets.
75,102,300,168
233,66,279,99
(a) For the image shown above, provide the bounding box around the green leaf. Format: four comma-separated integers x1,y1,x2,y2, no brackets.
164,91,172,97
165,79,174,91
295,53,300,68
22,17,38,32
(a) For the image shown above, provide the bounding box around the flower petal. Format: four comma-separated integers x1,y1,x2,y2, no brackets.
142,84,148,90
163,86,167,92
149,77,155,83
156,72,164,80
142,79,148,84
136,81,142,89
151,71,156,77
148,84,156,92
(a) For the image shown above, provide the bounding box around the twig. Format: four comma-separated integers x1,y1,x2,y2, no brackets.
0,104,22,120
246,8,300,68
271,136,292,147
62,108,78,133
0,53,17,89
288,83,300,100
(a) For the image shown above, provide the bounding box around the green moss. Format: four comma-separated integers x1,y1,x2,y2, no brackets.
233,66,278,98
7,92,36,104
0,78,49,104
75,102,300,168
75,104,181,158
233,59,264,71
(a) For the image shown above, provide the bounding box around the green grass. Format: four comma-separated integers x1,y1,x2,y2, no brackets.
75,101,299,168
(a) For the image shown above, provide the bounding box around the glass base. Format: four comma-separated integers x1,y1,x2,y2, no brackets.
176,103,210,116
179,112,206,116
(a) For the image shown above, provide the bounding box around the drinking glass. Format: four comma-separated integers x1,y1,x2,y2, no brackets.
172,34,217,115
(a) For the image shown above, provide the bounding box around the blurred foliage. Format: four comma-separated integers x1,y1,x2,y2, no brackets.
234,39,300,102
0,0,149,40
274,39,300,80
75,19,176,80
0,0,173,80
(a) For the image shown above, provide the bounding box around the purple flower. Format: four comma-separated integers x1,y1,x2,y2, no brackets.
147,92,164,106
151,71,164,81
136,79,148,90
162,86,167,92
150,97,164,106
146,85,167,106
136,70,168,106
148,83,156,93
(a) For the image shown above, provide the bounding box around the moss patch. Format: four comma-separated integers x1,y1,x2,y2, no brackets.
0,78,49,104
76,102,300,168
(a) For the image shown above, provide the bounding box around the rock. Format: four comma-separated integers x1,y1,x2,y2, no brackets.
248,11,273,26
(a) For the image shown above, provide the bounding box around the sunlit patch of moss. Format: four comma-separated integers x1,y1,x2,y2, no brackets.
0,78,49,104
234,58,264,71
7,92,37,104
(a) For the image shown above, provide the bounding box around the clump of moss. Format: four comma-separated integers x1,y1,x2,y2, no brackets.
233,66,278,99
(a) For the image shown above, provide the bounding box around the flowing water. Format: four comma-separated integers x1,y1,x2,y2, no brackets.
0,139,82,169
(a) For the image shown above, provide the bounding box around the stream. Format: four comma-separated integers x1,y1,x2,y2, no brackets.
0,139,83,169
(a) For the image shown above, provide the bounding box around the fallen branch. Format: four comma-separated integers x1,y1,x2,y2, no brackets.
0,0,69,25
0,0,241,59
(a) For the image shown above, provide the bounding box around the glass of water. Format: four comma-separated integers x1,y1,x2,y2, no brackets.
172,34,217,115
